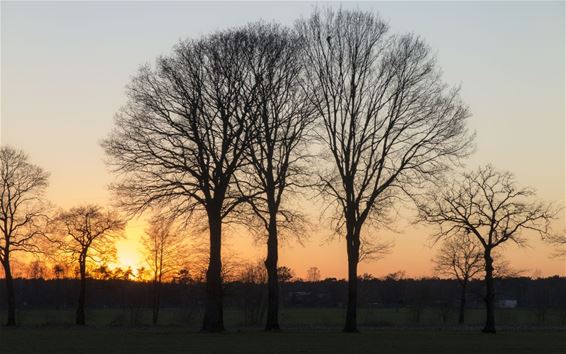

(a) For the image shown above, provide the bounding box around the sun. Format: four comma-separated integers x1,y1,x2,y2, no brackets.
115,239,143,271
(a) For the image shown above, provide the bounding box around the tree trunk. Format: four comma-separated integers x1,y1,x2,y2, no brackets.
458,281,467,324
344,230,360,333
152,278,161,325
3,260,16,326
202,206,224,332
76,259,86,326
264,213,280,331
482,250,496,333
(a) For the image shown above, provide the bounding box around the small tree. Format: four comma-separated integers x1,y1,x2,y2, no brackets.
432,234,483,324
142,216,186,325
277,266,294,284
27,259,47,279
306,266,321,282
0,146,49,326
417,165,558,333
238,261,268,326
53,264,66,279
54,205,125,325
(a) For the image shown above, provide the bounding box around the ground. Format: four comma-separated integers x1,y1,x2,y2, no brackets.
1,308,565,353
1,328,565,354
4,307,566,328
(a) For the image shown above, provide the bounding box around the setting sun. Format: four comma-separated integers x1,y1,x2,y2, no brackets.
114,238,144,275
111,219,148,272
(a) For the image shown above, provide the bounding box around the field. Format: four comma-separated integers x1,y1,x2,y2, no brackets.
1,308,565,353
1,328,565,354
3,307,566,328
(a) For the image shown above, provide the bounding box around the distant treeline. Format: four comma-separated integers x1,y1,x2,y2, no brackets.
2,276,565,311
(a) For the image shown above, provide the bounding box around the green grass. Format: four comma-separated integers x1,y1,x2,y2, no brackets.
1,328,565,354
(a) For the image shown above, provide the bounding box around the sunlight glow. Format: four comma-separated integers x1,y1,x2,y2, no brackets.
115,239,144,272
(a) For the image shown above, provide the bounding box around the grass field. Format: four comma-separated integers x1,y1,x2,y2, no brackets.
1,327,565,354
2,308,565,353
3,307,566,328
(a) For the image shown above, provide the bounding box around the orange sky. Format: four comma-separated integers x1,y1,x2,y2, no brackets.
1,2,564,278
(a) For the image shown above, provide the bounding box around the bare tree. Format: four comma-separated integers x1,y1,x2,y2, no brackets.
306,266,321,282
103,29,259,332
53,205,125,325
53,263,66,279
142,216,187,325
296,9,472,332
0,146,49,326
417,165,558,333
237,260,268,326
27,259,48,279
432,234,483,324
238,23,315,331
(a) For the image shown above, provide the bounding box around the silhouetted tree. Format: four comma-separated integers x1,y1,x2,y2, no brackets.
306,266,321,282
239,23,314,331
237,261,267,325
103,29,259,332
135,266,146,281
53,264,65,279
433,234,483,324
54,205,125,325
142,216,186,325
277,266,295,284
92,263,112,280
27,259,47,279
417,165,558,333
296,8,473,332
0,146,49,326
174,267,193,285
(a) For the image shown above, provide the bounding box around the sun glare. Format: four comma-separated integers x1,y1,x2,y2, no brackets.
115,239,143,272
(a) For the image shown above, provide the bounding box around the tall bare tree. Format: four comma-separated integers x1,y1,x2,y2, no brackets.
432,234,483,324
417,165,558,333
142,216,186,325
239,23,314,331
0,146,49,326
54,205,124,325
296,9,473,332
103,29,259,331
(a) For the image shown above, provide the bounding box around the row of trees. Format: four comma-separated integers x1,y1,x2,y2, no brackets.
0,148,127,327
3,8,564,333
103,8,564,334
103,8,475,334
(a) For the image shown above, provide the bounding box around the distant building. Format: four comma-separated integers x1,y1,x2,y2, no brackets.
496,299,518,309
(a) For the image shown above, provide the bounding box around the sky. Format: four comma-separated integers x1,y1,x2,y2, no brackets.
1,1,564,279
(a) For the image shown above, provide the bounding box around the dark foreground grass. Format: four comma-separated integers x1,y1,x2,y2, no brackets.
6,307,566,327
1,328,565,354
